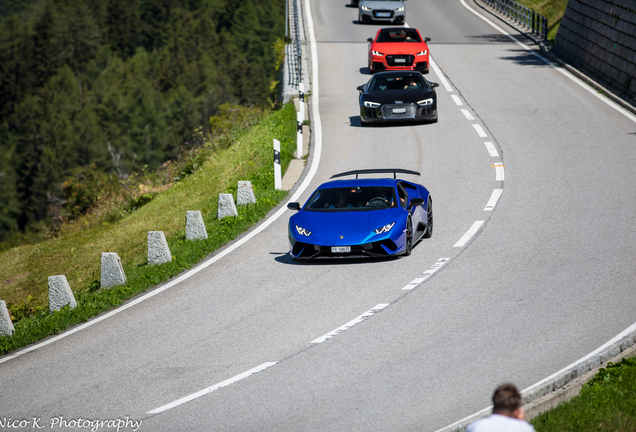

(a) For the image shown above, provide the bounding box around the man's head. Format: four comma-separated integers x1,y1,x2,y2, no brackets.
492,383,522,417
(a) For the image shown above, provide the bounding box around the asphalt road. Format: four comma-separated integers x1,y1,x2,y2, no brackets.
1,1,635,431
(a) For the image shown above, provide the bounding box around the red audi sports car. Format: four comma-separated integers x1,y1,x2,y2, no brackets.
367,27,431,74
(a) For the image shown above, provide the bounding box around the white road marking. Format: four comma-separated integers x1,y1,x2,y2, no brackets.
402,258,450,290
472,124,487,137
451,95,463,106
311,304,389,344
429,57,453,92
454,221,485,247
484,141,498,157
0,0,326,366
461,109,475,120
147,362,278,415
484,189,503,211
494,162,505,181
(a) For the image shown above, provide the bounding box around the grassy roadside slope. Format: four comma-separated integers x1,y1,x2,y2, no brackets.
514,0,569,41
531,357,636,431
0,103,297,355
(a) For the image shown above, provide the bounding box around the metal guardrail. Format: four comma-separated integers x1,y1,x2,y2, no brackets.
286,0,302,87
479,0,548,40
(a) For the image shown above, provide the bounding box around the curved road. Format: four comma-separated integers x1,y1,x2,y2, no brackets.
2,1,636,431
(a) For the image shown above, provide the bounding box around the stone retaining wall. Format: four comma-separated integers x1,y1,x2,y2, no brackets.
553,0,636,103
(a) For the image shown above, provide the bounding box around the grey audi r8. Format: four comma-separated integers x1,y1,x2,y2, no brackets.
358,71,439,125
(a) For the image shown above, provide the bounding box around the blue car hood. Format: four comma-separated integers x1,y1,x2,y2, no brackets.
296,209,396,235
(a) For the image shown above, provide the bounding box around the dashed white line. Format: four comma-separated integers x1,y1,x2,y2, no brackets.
472,124,487,138
402,258,450,290
484,142,498,157
461,109,475,120
454,221,485,247
147,362,278,414
493,162,505,181
484,189,503,211
451,95,463,106
311,304,389,344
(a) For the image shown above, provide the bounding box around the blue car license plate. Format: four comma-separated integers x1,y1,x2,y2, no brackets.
331,246,351,253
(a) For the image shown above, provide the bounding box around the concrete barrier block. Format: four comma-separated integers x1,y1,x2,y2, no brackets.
148,231,172,265
186,211,208,240
218,193,238,219
237,181,256,205
101,252,127,288
48,275,77,312
0,300,14,336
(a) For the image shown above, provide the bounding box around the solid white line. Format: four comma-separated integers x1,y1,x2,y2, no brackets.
484,189,502,211
147,362,278,414
402,258,450,290
429,57,453,92
472,124,487,137
311,304,389,344
0,0,326,366
494,163,505,181
484,142,498,157
453,221,485,247
461,109,475,120
451,95,463,106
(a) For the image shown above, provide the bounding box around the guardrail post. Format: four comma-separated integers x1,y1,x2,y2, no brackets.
101,252,127,288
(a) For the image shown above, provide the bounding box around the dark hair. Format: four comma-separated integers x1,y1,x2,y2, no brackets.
492,383,522,416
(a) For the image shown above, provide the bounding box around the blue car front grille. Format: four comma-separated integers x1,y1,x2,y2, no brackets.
292,240,398,259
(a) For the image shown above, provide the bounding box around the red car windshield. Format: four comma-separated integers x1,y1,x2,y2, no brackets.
376,29,422,43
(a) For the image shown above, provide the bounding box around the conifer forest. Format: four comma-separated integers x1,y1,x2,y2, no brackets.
0,0,285,245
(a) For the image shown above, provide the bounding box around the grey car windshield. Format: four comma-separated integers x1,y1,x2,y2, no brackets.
305,187,397,211
369,75,424,91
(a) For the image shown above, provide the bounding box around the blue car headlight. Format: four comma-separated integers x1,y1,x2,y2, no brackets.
364,101,381,108
374,222,395,234
417,98,434,107
295,225,312,236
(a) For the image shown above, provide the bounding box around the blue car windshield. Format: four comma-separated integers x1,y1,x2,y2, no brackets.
305,186,397,211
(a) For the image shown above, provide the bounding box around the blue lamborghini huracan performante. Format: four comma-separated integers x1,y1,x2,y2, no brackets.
287,169,433,259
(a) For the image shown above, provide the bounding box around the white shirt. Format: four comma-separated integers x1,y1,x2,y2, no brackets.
466,414,536,432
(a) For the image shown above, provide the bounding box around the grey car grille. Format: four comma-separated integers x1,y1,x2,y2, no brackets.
381,104,416,119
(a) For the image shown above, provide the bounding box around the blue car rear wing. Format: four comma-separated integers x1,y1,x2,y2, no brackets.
331,168,421,179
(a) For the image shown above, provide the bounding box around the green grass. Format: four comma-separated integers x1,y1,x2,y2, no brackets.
0,103,298,355
514,0,569,42
531,357,636,432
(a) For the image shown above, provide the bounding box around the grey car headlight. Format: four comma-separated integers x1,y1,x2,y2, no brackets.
361,5,370,10
395,6,404,11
